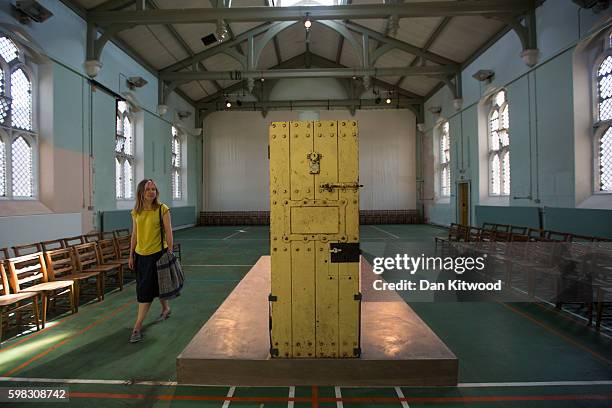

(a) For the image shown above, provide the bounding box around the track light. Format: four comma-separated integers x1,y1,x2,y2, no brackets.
385,98,392,104
225,99,231,108
216,19,229,42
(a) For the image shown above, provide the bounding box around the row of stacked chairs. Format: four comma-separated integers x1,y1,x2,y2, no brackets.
435,223,612,331
0,229,135,344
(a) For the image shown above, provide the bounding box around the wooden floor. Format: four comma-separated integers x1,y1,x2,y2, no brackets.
178,256,457,386
0,224,610,407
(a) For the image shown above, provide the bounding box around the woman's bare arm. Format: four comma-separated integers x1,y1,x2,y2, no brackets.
163,210,173,252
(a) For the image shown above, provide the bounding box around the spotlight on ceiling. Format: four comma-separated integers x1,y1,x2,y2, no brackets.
225,100,232,108
385,97,392,104
14,0,53,23
126,76,148,89
260,77,265,82
216,19,229,42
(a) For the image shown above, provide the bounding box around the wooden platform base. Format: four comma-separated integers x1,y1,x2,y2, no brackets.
177,256,458,386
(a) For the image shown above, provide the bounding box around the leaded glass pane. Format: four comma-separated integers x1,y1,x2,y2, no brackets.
0,69,7,125
10,69,32,130
117,101,127,114
600,75,612,100
599,56,612,77
494,90,505,107
601,98,612,122
490,110,499,132
115,157,122,198
600,126,612,191
502,151,510,195
173,169,181,200
491,154,500,195
115,135,125,153
12,136,32,197
116,114,122,135
490,131,499,151
501,105,509,129
123,116,132,155
499,130,509,147
441,167,449,197
0,37,19,64
173,137,181,167
124,160,133,199
0,138,5,197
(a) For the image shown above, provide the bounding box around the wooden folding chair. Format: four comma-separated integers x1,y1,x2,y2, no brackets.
96,239,124,291
0,248,10,261
113,229,130,238
40,239,65,252
84,232,102,243
0,262,40,343
7,253,75,328
44,248,104,311
73,243,121,299
62,235,86,248
12,243,42,257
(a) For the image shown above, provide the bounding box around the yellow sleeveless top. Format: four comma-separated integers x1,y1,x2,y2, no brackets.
131,203,169,256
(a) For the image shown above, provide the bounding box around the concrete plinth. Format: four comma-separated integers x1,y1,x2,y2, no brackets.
177,256,458,386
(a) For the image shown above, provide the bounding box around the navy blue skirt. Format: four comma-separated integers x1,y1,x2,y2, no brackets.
134,250,164,303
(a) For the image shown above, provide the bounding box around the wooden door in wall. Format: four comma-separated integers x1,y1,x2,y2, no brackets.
458,182,469,226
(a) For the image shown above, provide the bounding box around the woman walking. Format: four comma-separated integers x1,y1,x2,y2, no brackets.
128,179,174,343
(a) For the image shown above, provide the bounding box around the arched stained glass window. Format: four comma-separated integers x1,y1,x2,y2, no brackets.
0,137,5,197
0,36,37,199
439,121,450,198
171,126,182,200
489,90,510,196
115,100,134,199
595,32,612,192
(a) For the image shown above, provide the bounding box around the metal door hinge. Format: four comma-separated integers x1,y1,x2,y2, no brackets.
268,294,277,302
353,347,361,357
270,347,279,356
354,293,362,301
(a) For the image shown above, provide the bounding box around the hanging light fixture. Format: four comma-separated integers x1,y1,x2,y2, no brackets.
304,13,312,30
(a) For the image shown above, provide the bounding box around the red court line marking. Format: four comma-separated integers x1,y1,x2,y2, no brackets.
312,385,318,408
66,392,612,403
2,300,134,377
501,302,612,366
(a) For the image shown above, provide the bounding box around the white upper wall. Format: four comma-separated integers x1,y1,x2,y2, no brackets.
203,109,416,211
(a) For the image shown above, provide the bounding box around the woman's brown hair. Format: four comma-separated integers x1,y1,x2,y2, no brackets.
133,179,161,214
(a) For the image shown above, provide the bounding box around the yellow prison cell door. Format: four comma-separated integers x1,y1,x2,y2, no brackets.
269,120,361,359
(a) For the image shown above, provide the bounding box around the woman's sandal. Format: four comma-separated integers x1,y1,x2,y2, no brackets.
154,310,171,323
129,330,143,343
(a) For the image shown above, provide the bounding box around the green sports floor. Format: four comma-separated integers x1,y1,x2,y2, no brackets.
0,224,611,407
